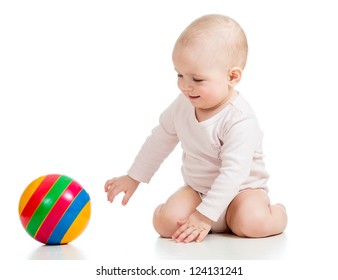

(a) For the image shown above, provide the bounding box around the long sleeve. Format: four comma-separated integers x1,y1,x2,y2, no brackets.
127,98,180,183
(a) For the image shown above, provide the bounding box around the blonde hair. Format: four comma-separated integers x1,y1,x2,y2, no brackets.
174,14,248,69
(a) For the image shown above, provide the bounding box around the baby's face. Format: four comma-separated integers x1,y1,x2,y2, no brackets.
172,43,234,113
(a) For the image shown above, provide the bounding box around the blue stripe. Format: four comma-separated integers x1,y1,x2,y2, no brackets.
47,189,90,244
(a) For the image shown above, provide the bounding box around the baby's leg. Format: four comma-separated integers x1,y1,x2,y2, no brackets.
153,186,201,238
226,189,287,238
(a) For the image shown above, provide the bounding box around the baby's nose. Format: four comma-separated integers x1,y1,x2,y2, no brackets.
180,80,193,91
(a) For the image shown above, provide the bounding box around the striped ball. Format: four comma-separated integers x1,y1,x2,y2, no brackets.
19,174,91,245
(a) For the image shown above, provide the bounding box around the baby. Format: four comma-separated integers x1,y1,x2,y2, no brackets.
104,14,287,243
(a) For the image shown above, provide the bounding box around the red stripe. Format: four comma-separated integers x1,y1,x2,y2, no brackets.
34,180,82,244
20,174,61,228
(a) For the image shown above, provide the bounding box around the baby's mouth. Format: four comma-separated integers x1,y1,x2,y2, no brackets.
189,95,200,99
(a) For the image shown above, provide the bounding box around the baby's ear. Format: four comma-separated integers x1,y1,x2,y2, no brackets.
227,67,242,86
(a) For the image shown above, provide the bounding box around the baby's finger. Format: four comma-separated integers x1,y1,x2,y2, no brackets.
183,229,200,243
106,188,116,203
107,184,123,203
172,223,191,242
104,178,116,192
172,223,188,240
196,229,209,243
176,227,196,243
122,190,134,206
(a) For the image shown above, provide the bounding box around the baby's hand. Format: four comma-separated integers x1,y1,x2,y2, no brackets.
104,175,140,205
172,211,213,243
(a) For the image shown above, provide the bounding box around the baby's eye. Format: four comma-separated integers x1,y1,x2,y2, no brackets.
177,74,183,78
193,78,204,82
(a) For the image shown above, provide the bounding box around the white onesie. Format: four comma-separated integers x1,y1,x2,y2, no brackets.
128,93,269,222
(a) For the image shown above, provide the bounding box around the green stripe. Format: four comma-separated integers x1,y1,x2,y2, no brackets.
26,175,72,238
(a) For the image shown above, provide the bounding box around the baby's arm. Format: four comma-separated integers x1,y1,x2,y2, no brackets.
105,96,180,204
104,175,140,206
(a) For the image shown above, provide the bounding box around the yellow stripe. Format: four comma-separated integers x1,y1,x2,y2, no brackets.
61,201,91,244
18,176,46,215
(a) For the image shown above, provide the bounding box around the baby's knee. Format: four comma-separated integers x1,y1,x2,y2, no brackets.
153,204,179,238
228,207,272,238
240,211,272,237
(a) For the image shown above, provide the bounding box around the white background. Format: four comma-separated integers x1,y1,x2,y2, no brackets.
1,0,337,279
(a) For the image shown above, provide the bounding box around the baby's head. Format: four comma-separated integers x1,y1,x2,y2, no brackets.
173,14,248,71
